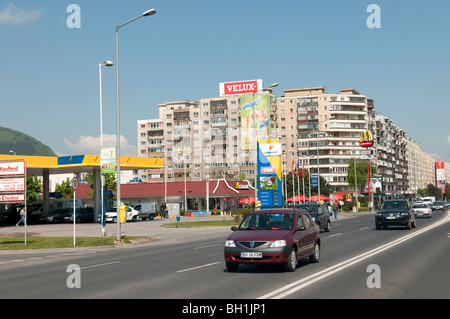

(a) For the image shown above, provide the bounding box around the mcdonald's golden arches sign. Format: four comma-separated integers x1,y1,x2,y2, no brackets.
360,130,373,147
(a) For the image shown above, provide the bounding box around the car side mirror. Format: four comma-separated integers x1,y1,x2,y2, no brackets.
231,226,237,231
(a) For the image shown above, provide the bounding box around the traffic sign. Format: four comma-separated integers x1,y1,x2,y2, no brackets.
71,177,79,191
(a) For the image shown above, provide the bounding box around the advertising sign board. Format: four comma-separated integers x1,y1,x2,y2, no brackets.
101,147,116,174
219,79,262,96
436,160,445,194
359,130,373,148
0,161,25,175
257,139,282,208
240,94,271,150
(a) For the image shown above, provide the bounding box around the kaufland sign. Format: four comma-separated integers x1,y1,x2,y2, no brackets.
219,79,262,96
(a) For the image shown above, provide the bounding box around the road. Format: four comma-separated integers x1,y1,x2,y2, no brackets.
0,210,449,302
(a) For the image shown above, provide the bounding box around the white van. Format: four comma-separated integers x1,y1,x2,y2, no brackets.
105,206,139,222
131,203,157,220
422,197,435,207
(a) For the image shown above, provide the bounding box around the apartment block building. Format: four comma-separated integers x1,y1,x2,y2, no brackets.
137,90,277,184
281,87,374,192
137,84,446,198
373,114,409,195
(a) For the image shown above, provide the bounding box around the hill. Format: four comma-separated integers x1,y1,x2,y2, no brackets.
0,127,56,156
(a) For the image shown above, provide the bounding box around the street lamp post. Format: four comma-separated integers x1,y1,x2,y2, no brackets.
115,9,156,241
99,60,113,236
179,151,191,212
252,82,278,208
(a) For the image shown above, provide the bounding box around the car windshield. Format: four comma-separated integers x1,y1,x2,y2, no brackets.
433,201,444,205
413,204,428,208
296,205,318,216
239,212,293,230
381,201,408,210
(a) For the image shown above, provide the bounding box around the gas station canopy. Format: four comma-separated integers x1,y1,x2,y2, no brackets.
0,154,164,176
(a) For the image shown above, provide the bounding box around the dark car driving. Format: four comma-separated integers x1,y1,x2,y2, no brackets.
295,203,331,232
375,200,416,230
224,208,320,272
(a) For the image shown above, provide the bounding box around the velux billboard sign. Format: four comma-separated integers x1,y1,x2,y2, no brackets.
219,79,262,96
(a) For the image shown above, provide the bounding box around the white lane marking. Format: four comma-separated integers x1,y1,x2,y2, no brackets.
259,211,450,299
360,227,370,230
329,233,342,238
194,243,222,250
176,262,221,273
80,261,121,270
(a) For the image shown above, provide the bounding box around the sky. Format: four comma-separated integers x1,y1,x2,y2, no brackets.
1,0,449,162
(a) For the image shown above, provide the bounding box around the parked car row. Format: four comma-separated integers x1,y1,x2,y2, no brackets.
40,207,95,224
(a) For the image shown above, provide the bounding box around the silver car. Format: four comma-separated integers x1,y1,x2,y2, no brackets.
431,201,444,211
412,203,432,218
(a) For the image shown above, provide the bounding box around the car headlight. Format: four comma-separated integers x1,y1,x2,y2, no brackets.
401,212,409,216
270,240,287,248
225,240,236,248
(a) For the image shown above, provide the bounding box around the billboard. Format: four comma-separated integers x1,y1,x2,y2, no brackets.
436,160,445,194
240,94,271,150
0,160,26,203
363,176,384,194
101,147,116,174
219,79,262,96
257,139,282,208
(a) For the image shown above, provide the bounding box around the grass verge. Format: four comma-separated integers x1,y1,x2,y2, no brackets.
163,219,241,228
0,236,145,250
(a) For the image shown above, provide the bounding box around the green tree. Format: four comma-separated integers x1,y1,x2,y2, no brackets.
26,175,42,204
443,183,450,200
347,158,377,192
83,172,117,199
426,183,442,199
55,177,74,199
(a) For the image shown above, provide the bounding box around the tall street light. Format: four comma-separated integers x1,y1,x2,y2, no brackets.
99,60,113,236
179,150,191,212
252,82,278,209
115,8,156,241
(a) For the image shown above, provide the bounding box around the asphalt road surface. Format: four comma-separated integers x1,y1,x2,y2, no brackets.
1,210,449,302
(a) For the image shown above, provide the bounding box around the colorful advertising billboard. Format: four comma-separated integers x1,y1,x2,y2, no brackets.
240,94,271,150
436,160,445,194
257,139,282,208
363,176,384,194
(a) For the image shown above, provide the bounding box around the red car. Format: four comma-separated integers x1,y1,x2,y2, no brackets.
224,208,320,272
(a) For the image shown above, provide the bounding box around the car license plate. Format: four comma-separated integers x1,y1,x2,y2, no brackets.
240,252,262,258
386,216,396,219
